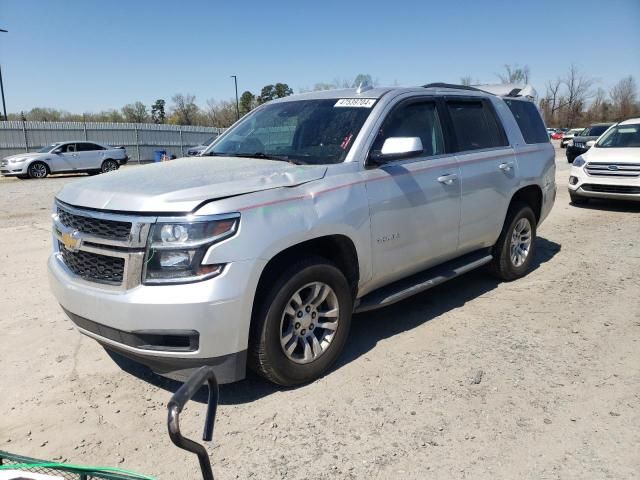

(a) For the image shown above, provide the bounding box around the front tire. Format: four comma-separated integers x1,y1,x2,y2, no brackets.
250,257,353,386
28,161,49,179
101,159,119,173
489,202,537,281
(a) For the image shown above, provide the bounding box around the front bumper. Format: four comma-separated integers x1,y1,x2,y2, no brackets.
0,161,28,176
48,253,266,383
568,165,640,202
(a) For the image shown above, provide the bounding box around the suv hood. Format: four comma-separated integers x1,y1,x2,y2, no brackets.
584,147,640,163
56,156,327,213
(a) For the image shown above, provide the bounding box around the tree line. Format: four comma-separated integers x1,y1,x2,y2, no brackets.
6,68,638,129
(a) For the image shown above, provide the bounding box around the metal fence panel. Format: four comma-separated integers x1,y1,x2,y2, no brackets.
0,121,224,162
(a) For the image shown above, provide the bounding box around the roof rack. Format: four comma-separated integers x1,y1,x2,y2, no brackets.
422,82,482,92
423,82,537,100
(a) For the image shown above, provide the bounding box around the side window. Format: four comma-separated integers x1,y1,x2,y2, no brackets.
372,101,445,157
64,144,77,153
446,100,508,152
504,99,549,144
77,142,103,152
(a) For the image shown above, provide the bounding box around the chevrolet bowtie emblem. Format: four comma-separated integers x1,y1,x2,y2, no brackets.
61,229,82,252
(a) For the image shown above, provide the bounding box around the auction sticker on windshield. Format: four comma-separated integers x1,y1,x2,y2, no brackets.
334,98,376,108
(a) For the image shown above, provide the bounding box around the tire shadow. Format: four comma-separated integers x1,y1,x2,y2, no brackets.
110,237,561,405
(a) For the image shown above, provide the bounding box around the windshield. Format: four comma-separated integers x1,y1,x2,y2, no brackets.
206,99,375,164
585,125,610,137
37,144,59,153
596,124,640,148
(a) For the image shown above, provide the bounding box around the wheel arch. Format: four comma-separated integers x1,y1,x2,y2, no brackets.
509,184,543,223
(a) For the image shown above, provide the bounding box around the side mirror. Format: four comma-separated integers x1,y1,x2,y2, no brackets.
369,137,423,165
53,148,63,154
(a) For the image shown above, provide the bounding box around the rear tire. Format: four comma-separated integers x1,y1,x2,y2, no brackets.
489,202,537,281
28,161,49,179
250,257,353,386
101,159,119,173
569,192,589,205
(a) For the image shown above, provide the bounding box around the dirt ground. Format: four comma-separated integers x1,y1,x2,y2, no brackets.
1,144,639,480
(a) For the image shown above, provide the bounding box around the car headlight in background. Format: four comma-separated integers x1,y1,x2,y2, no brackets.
9,157,27,163
573,157,586,168
143,214,239,284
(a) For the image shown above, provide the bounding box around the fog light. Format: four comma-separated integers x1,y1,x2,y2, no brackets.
569,176,578,185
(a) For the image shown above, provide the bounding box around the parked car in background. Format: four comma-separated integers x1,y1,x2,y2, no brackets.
551,130,564,140
1,141,128,179
48,83,555,386
187,136,217,156
547,128,557,138
561,127,585,148
566,123,615,162
568,118,640,203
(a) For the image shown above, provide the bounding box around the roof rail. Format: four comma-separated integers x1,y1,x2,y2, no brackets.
422,82,537,100
422,82,482,92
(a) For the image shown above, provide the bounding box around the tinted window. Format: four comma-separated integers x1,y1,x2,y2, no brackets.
504,99,549,144
596,124,640,148
59,144,76,153
77,142,103,151
446,100,508,151
589,125,611,137
372,102,445,157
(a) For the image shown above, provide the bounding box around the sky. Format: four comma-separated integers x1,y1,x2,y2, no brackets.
1,0,639,113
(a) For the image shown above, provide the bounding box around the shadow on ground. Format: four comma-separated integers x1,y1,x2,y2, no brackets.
570,198,640,213
111,237,561,405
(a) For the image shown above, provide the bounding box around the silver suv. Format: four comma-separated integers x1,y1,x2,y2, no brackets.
48,84,556,385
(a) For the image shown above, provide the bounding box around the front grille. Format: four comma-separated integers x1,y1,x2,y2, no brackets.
57,205,132,240
582,184,640,194
59,242,125,284
585,162,640,178
573,142,586,149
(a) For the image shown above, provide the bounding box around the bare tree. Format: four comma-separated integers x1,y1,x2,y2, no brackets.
497,64,530,84
610,75,638,120
203,99,237,128
460,76,473,86
563,65,594,127
121,101,149,123
170,94,199,125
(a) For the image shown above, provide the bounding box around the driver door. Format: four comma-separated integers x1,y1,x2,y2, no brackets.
51,143,78,172
363,98,461,289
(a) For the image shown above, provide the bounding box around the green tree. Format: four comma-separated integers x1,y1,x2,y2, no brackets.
121,101,149,123
257,83,293,104
151,99,166,124
239,90,256,115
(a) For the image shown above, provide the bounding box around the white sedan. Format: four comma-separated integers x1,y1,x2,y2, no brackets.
0,141,129,179
568,118,640,203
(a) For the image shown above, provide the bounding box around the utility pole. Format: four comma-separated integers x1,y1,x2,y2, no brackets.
231,75,239,121
0,28,8,121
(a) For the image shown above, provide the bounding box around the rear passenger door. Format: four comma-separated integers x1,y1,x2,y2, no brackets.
444,98,518,252
76,142,105,170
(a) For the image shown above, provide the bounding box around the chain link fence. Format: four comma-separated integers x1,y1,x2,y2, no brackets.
0,121,225,162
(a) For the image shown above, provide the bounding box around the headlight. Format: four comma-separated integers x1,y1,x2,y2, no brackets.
143,214,239,284
10,157,27,163
573,157,586,167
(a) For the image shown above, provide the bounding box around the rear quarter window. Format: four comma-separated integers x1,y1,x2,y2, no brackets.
504,99,549,144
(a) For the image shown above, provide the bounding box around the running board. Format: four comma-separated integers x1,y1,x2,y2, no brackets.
354,250,493,313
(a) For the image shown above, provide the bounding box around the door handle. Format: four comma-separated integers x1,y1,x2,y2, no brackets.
499,161,514,172
437,173,458,185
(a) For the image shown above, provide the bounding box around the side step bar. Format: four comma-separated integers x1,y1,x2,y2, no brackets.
354,249,493,313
